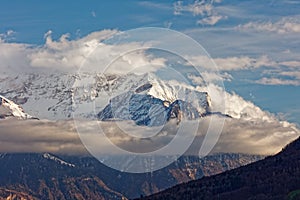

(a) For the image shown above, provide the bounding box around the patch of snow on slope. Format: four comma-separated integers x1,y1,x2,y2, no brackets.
43,153,75,167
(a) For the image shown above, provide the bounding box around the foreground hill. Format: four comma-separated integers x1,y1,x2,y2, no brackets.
139,137,300,200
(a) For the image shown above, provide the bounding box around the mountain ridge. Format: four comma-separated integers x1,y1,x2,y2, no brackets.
0,94,36,120
139,136,300,200
0,153,262,200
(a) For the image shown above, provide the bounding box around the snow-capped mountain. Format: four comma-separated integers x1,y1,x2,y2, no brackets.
97,78,211,126
0,73,75,120
77,72,213,126
0,95,35,119
0,72,273,124
0,72,214,121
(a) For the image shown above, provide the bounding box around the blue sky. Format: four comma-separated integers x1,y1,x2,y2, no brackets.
0,0,299,125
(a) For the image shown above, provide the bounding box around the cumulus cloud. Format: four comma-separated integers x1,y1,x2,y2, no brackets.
0,29,167,75
0,41,33,76
173,0,226,25
237,16,300,34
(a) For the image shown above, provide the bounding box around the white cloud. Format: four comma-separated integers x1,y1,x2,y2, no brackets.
0,41,33,75
256,60,300,86
197,15,225,25
256,77,300,86
174,1,213,16
279,60,300,68
173,0,226,25
184,54,300,86
195,83,278,121
0,29,167,75
280,71,300,79
185,55,275,71
206,116,299,155
214,55,275,71
237,16,300,34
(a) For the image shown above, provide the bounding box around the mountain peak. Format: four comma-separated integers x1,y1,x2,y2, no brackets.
0,95,36,120
97,73,212,126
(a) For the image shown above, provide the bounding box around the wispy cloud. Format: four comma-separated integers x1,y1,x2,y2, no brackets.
237,16,300,34
138,1,171,10
256,60,300,86
197,15,226,25
184,54,300,86
256,77,300,86
185,55,275,71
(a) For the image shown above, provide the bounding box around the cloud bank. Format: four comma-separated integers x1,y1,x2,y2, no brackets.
0,119,86,155
0,113,298,156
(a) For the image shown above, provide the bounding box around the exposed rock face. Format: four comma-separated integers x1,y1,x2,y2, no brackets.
0,95,35,120
97,92,209,126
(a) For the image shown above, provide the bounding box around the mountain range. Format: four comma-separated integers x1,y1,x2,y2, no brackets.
0,153,262,200
0,72,299,199
0,72,219,121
